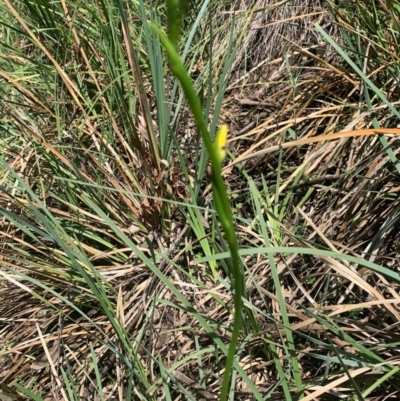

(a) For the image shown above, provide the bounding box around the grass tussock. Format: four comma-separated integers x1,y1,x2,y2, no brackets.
1,0,400,400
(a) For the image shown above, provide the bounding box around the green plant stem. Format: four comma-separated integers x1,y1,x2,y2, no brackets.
150,23,243,401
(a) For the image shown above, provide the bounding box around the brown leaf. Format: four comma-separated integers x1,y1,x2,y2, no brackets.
171,371,217,400
30,343,59,370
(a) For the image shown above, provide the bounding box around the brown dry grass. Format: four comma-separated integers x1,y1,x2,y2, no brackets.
1,0,400,400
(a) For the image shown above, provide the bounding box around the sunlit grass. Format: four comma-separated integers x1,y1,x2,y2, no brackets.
1,0,400,400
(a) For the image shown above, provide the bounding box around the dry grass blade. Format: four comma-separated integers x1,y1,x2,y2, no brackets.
296,206,400,320
117,0,160,171
302,367,372,401
3,0,84,108
1,0,400,399
0,71,53,115
171,371,218,400
30,341,60,371
35,325,67,399
226,128,400,168
0,384,21,401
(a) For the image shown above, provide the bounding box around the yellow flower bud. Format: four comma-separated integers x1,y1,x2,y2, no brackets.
215,124,228,164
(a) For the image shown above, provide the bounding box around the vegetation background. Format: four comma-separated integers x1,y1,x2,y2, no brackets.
1,0,400,400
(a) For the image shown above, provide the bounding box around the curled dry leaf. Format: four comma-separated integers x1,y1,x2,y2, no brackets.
30,343,60,370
